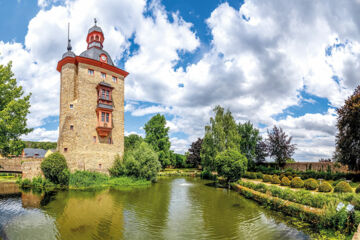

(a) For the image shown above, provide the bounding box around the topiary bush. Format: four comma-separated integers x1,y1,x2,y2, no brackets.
304,178,318,190
318,182,333,192
356,184,360,194
256,172,263,179
291,177,304,188
41,152,69,185
334,181,353,193
271,175,281,184
281,176,291,186
249,172,257,179
263,174,272,182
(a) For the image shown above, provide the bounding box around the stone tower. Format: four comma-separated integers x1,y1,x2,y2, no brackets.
56,21,129,173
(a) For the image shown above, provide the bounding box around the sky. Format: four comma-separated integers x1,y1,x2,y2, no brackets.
0,0,359,162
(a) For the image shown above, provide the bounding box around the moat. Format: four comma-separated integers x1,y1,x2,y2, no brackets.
0,177,314,240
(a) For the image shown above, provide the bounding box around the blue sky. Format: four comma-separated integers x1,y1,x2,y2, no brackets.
0,0,359,161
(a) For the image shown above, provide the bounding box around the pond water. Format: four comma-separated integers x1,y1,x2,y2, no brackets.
0,177,314,240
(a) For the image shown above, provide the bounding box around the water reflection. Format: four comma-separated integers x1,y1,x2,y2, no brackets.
0,178,313,240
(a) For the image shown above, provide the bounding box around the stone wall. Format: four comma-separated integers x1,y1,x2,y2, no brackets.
284,162,349,173
58,62,125,172
0,158,43,179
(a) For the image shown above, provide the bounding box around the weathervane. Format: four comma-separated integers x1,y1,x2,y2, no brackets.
67,22,72,51
94,18,97,26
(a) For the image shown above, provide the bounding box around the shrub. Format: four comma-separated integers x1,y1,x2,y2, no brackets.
41,152,69,185
334,181,353,193
69,171,109,188
271,175,281,184
21,178,31,188
263,174,272,182
291,177,304,188
249,172,257,179
318,182,333,192
288,176,293,181
356,185,360,194
281,176,291,186
110,142,161,181
201,168,217,180
215,149,248,182
256,172,263,179
304,178,318,190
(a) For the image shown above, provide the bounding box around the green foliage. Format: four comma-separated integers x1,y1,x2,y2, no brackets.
215,149,247,182
271,175,281,184
201,106,242,171
263,174,272,182
110,142,161,181
318,182,333,193
40,152,69,185
291,177,304,188
335,85,360,171
281,176,291,186
237,121,261,168
356,185,360,194
24,141,56,150
334,181,353,193
0,62,32,156
144,114,171,168
170,152,187,168
267,125,296,168
124,134,143,152
255,140,268,164
186,138,202,168
304,178,319,190
20,178,31,188
256,172,263,179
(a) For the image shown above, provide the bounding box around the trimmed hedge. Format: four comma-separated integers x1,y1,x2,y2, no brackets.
281,176,291,186
263,174,272,182
304,178,318,190
318,182,333,193
271,175,281,184
40,152,69,185
334,181,353,193
291,177,304,188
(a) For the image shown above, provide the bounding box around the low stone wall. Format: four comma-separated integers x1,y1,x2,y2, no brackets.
284,162,349,173
21,159,43,179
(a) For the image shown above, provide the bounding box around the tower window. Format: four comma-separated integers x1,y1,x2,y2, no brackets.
112,76,117,83
106,90,109,100
106,113,109,122
108,137,112,144
93,136,96,143
102,89,105,99
69,104,73,109
88,69,94,75
101,72,106,79
70,125,74,130
96,35,99,41
101,112,105,122
64,148,68,152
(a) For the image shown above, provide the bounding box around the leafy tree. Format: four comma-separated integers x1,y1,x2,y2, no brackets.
24,141,57,150
144,114,171,168
170,152,187,168
335,85,360,171
40,152,69,185
0,62,32,156
201,106,242,171
237,121,261,168
186,138,202,168
110,142,161,181
255,140,268,164
267,125,296,168
215,149,247,183
124,134,143,152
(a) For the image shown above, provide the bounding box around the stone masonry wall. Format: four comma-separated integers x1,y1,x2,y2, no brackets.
58,62,125,173
0,157,43,179
284,162,349,173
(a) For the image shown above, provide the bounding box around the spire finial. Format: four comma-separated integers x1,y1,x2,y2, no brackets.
67,22,72,51
94,18,97,26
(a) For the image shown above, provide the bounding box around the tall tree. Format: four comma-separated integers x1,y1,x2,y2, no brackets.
201,106,242,170
335,85,360,171
186,138,203,168
255,140,268,164
144,114,171,168
237,121,261,168
267,125,296,168
0,62,32,156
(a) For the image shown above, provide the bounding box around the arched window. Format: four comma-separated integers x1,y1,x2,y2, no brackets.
96,35,99,41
